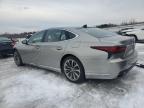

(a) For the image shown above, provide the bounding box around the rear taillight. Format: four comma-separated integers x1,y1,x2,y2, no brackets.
90,46,126,53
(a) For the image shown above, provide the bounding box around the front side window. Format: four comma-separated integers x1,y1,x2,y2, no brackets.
28,31,45,44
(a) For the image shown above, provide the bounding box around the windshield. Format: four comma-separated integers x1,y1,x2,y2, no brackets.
78,28,117,38
0,37,11,42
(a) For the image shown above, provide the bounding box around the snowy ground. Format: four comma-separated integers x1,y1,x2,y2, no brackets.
0,43,144,108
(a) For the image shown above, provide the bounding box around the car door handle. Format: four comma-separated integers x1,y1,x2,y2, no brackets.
56,47,62,50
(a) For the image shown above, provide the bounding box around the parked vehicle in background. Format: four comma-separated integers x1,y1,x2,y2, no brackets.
118,28,144,42
26,34,33,39
0,37,15,57
11,38,19,43
14,27,137,83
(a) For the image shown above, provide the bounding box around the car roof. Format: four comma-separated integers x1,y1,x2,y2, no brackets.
45,27,79,30
45,27,103,34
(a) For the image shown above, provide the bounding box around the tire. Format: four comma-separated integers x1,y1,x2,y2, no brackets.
14,51,24,66
61,56,85,83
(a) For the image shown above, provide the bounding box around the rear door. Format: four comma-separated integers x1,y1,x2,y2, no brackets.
37,29,73,71
20,31,46,64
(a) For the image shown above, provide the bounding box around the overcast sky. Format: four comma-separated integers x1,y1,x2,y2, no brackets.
0,0,144,33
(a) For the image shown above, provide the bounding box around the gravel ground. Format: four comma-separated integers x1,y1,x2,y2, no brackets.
0,43,144,108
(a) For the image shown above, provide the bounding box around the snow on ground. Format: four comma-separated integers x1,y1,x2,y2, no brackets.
0,44,144,108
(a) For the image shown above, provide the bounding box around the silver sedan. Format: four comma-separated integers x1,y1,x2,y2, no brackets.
14,27,137,83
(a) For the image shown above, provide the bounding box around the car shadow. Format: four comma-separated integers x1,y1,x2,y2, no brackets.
136,41,144,43
23,64,62,76
83,69,138,96
0,55,13,59
16,63,138,97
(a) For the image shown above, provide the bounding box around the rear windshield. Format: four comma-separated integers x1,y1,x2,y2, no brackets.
0,37,11,42
78,28,117,38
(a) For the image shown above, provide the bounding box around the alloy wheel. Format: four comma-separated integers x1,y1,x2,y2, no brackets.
64,59,81,81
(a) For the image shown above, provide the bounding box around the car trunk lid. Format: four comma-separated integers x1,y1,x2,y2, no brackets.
98,36,135,58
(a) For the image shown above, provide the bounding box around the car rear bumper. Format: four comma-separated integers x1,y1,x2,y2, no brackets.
84,51,137,79
118,62,136,77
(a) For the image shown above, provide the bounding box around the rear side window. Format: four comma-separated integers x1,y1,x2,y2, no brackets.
44,29,76,42
79,28,117,38
64,31,76,39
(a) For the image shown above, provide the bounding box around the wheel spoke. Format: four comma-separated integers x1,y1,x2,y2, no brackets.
74,64,79,69
65,65,71,70
66,62,71,67
69,60,72,67
68,72,73,79
65,70,70,74
72,60,76,67
72,72,76,80
64,69,71,72
73,72,78,80
74,71,80,78
74,66,80,71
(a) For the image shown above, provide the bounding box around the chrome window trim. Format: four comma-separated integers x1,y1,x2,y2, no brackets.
43,28,80,42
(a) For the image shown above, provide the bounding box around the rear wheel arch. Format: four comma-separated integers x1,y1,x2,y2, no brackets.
14,48,21,56
60,54,86,83
60,54,85,72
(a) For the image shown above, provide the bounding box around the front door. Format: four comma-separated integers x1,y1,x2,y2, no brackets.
37,29,69,71
21,31,46,65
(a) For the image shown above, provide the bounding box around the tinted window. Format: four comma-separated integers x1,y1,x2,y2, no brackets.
28,31,45,43
60,30,67,41
0,37,11,42
44,29,62,42
44,29,76,42
79,28,117,38
64,31,76,39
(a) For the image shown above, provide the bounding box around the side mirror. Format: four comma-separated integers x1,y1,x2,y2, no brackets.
22,40,28,45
